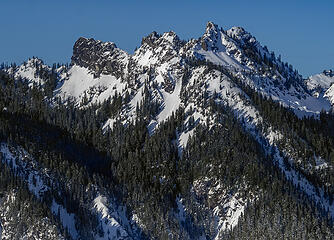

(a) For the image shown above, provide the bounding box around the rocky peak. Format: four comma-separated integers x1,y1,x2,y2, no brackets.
227,27,246,38
25,57,45,67
206,21,220,33
72,37,117,67
71,37,128,78
201,21,221,51
161,31,179,44
227,27,256,47
133,30,185,69
140,31,183,51
141,31,161,48
200,22,256,52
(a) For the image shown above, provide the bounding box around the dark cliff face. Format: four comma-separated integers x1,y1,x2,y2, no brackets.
71,37,128,78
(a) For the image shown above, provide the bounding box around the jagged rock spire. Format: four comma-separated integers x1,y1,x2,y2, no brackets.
71,37,128,77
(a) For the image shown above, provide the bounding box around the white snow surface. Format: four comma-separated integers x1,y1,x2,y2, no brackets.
324,82,334,106
157,78,182,124
55,65,126,106
93,195,133,240
51,200,78,239
195,47,243,70
175,197,187,224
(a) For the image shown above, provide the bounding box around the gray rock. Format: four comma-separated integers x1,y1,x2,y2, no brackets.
71,37,128,79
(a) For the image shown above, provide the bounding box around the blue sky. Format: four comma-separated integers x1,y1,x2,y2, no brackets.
0,0,333,76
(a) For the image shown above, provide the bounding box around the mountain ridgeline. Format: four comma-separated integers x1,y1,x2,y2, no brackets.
0,22,334,239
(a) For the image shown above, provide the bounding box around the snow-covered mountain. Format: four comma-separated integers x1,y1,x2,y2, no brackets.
2,21,334,239
306,70,334,94
9,22,332,119
305,70,334,105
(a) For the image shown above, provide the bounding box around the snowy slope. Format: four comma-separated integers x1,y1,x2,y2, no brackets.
307,72,334,94
304,71,334,105
93,195,133,240
55,65,127,106
187,22,331,117
6,57,51,87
